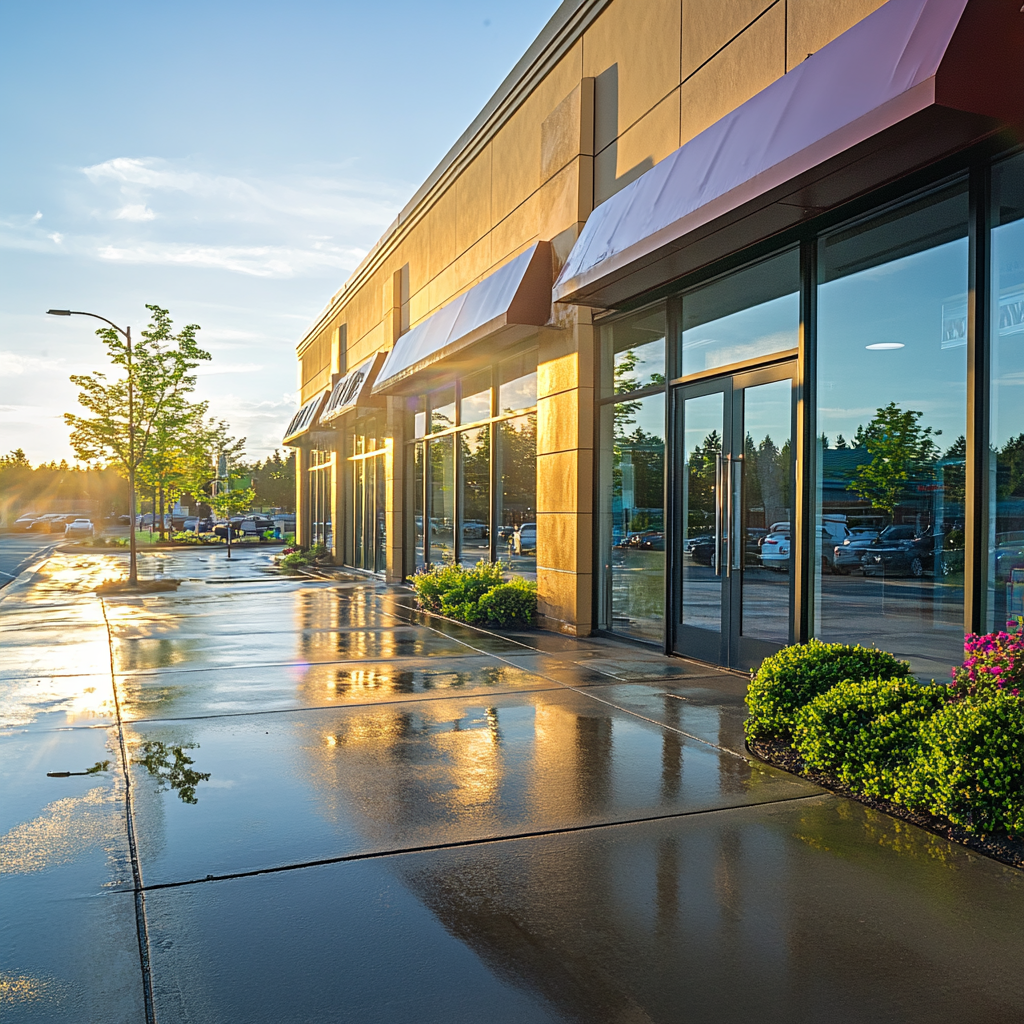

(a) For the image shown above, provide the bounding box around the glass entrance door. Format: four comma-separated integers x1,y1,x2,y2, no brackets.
675,363,796,670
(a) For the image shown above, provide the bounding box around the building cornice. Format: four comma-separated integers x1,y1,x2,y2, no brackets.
297,0,612,355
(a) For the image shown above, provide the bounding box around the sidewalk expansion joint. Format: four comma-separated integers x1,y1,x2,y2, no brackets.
127,791,828,895
100,597,157,1024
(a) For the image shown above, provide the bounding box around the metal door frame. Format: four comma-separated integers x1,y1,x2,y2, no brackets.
671,359,798,670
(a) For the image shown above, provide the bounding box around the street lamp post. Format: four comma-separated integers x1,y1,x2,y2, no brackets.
47,309,139,586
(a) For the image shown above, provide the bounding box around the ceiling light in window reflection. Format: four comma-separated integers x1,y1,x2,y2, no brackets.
865,343,905,350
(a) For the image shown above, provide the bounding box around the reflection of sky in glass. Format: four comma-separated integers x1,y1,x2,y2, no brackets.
499,371,537,414
992,216,1024,448
818,238,967,446
614,336,665,391
619,392,666,441
681,294,797,375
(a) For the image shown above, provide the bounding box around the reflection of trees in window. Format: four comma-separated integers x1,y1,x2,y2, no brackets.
846,403,941,519
744,433,792,527
685,431,721,533
460,427,490,523
497,415,536,528
134,741,210,805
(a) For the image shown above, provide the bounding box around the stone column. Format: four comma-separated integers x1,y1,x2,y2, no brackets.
535,311,595,636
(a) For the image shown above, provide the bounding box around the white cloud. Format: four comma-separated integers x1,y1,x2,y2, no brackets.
31,211,42,222
194,361,265,375
48,232,63,244
114,203,155,222
0,352,66,377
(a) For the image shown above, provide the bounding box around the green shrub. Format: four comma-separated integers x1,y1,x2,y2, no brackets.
792,678,947,798
412,561,535,627
412,561,503,615
745,640,910,741
897,692,1024,834
478,578,537,627
280,545,332,572
172,531,208,545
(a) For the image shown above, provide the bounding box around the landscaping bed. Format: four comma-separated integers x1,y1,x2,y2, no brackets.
748,736,1024,869
744,636,1024,870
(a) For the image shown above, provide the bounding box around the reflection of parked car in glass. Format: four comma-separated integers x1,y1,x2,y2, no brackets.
690,537,715,566
760,530,791,570
514,523,536,554
863,527,948,577
833,525,913,574
686,532,713,553
638,533,664,551
461,520,488,539
64,518,95,538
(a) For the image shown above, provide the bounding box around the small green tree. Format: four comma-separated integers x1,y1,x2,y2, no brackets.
64,306,210,582
848,402,940,520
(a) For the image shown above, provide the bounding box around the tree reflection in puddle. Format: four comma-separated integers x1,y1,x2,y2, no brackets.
134,741,211,804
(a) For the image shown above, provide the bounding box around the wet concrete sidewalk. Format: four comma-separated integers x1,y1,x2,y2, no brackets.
2,549,1023,1023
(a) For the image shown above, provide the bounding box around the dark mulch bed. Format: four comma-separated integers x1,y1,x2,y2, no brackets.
749,737,1024,870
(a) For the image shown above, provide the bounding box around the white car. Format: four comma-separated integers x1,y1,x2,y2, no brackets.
760,530,790,570
64,518,95,538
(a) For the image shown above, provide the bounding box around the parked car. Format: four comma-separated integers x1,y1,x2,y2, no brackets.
760,529,791,570
13,514,39,530
64,518,95,538
833,524,915,574
514,523,536,554
638,533,665,551
239,515,274,536
862,527,944,577
30,514,75,533
182,517,214,533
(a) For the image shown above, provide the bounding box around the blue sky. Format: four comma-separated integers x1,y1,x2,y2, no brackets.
0,0,558,463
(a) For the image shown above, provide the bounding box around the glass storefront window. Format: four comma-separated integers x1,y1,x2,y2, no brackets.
412,442,425,569
681,249,799,377
816,181,968,678
308,448,333,550
599,306,666,398
460,369,492,425
412,396,426,439
429,434,455,562
988,152,1024,630
459,426,490,567
495,414,537,574
598,393,665,642
430,387,456,433
498,351,538,414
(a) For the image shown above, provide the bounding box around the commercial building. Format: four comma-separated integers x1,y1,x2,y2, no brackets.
287,0,1024,678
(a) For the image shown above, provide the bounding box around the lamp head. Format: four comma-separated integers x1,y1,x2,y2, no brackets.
47,309,72,316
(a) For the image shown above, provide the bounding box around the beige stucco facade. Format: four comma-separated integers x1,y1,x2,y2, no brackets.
291,0,888,635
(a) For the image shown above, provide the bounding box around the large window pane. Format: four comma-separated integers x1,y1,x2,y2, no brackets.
600,306,666,398
430,387,456,434
374,455,386,573
460,369,492,425
681,250,799,376
428,435,455,563
459,426,491,567
495,414,537,574
498,352,538,414
816,183,968,678
598,393,665,642
988,152,1024,630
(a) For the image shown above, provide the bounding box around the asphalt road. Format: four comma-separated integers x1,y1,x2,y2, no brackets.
0,532,60,588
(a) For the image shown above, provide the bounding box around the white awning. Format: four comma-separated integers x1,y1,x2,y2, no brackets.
320,352,386,424
282,390,329,445
372,241,551,393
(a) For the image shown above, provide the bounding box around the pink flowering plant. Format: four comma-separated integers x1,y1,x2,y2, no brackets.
950,624,1024,700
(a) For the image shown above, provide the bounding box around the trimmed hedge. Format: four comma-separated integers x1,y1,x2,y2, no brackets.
792,678,947,799
280,545,333,572
898,692,1024,835
412,561,536,628
745,640,910,741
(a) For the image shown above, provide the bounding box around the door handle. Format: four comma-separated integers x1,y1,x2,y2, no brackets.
731,457,743,572
714,454,724,577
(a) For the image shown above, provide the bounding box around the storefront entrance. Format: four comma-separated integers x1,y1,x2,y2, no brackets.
674,362,796,671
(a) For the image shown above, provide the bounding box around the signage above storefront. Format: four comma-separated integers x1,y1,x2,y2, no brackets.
320,352,386,425
281,390,329,446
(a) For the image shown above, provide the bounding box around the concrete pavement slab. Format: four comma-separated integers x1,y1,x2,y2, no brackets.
0,728,143,1023
124,688,818,886
143,795,1024,1024
116,656,569,722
